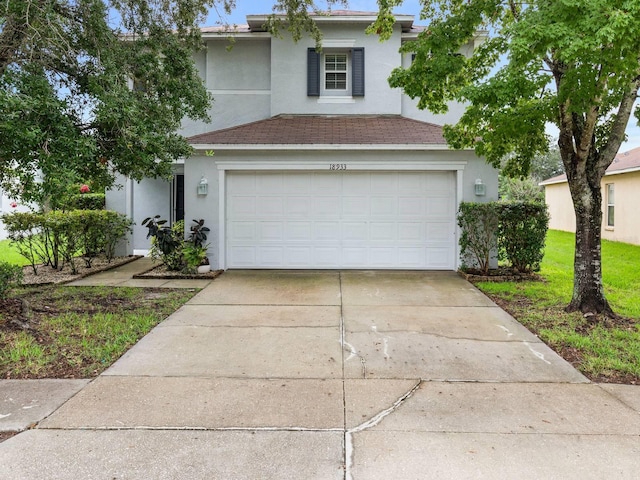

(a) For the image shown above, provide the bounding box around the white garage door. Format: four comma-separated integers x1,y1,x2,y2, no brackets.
226,171,456,269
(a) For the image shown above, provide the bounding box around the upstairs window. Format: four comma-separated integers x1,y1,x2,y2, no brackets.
308,47,364,98
324,53,348,90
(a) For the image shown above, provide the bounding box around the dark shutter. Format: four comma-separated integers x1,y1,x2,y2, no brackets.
307,48,321,97
352,47,365,97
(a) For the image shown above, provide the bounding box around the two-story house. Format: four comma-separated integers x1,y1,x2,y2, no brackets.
107,10,498,271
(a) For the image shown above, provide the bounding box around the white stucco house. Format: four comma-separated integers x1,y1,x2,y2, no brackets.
107,10,498,270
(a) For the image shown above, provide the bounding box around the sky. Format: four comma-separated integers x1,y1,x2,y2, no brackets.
204,1,640,153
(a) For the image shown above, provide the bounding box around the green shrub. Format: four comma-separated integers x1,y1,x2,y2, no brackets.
143,217,185,271
457,201,550,274
457,202,500,274
0,261,23,300
67,193,106,210
498,202,549,272
1,210,132,274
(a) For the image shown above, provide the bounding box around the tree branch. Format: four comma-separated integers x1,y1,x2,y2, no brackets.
599,74,640,172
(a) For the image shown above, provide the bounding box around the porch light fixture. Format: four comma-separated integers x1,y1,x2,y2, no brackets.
197,176,208,195
474,178,486,196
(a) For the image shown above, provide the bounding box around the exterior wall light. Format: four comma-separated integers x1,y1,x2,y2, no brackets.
474,178,486,196
197,176,208,195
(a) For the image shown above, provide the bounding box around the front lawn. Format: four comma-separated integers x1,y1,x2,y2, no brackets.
0,239,29,266
0,286,198,378
476,230,640,383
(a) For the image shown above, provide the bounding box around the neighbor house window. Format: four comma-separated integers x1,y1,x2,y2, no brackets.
606,183,615,227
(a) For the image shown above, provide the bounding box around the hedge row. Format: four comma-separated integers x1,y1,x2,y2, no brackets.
1,210,133,274
457,201,550,274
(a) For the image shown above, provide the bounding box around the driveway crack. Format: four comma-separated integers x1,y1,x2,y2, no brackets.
344,379,422,480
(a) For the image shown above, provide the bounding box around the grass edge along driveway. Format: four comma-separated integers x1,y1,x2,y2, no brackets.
476,230,640,384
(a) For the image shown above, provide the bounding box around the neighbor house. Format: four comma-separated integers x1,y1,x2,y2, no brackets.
541,146,640,245
107,10,499,270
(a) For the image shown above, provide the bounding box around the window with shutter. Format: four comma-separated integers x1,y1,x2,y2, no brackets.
307,47,364,98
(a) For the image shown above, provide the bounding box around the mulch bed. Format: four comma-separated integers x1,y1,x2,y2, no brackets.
133,263,223,280
20,255,142,286
459,267,543,283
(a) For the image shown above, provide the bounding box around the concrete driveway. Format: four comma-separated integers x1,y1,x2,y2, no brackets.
1,271,639,479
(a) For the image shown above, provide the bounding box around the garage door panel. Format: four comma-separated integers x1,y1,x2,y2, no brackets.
343,196,368,215
258,246,284,266
398,173,425,192
287,247,313,265
258,222,283,241
343,174,370,194
342,247,367,266
314,222,341,241
398,197,426,216
228,246,256,266
226,171,456,269
315,247,341,266
371,172,395,191
371,197,397,216
257,197,284,215
343,222,368,242
313,174,342,193
427,223,453,242
427,247,454,268
283,173,311,193
228,222,255,241
370,222,396,242
285,197,311,216
370,248,396,266
398,248,426,267
313,197,341,216
286,222,313,241
229,196,256,215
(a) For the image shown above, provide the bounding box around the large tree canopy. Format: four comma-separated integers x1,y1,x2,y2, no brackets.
372,0,640,316
0,0,348,204
0,0,226,204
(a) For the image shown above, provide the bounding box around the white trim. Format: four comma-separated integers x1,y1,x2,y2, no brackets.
209,90,271,95
317,96,356,104
456,169,464,270
216,160,467,270
215,160,467,171
323,39,356,48
193,144,456,151
218,169,227,270
133,249,150,256
202,32,272,40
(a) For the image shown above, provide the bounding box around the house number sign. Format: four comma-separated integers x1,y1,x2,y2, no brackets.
329,164,347,170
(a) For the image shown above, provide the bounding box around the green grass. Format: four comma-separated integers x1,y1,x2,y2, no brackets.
0,239,29,266
0,286,198,378
475,230,640,382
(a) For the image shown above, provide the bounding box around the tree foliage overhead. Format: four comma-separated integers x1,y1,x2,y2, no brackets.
372,0,640,316
0,0,221,204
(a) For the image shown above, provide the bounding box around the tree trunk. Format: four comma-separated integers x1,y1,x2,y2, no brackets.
566,178,615,317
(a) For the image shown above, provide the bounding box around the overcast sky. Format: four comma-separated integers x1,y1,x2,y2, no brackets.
205,1,640,152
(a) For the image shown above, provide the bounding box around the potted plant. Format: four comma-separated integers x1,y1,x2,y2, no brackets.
187,219,210,274
182,241,209,274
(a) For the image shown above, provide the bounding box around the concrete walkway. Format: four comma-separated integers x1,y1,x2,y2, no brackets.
1,270,640,478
